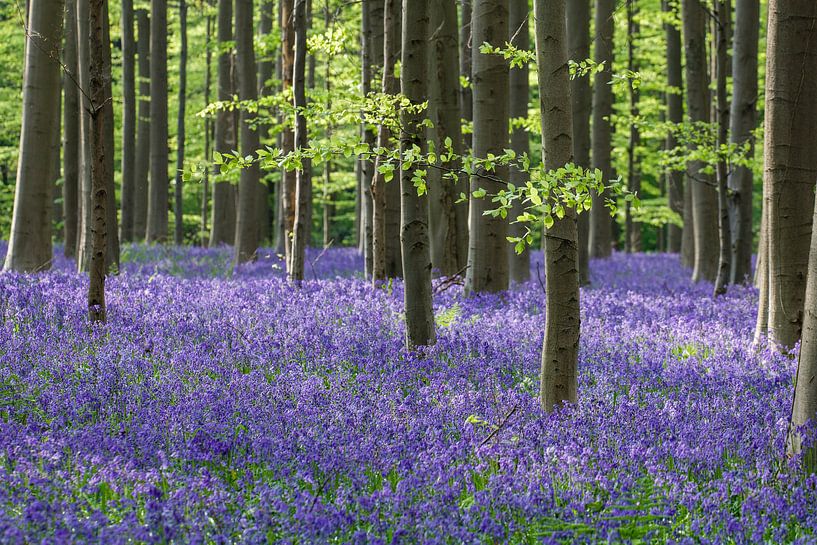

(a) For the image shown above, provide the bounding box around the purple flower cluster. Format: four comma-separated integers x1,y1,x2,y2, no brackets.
0,245,814,544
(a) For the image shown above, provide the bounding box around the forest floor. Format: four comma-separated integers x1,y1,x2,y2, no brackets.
0,244,813,544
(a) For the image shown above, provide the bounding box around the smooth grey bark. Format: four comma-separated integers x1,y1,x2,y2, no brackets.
88,0,111,322
568,0,590,285
209,0,237,246
234,0,263,264
76,0,92,267
147,0,168,243
281,0,296,263
63,0,79,257
120,0,136,242
460,0,472,151
361,0,383,279
589,0,614,258
256,0,275,245
625,0,641,253
536,0,579,412
4,0,65,272
728,0,759,284
201,12,212,246
133,8,150,241
428,0,468,277
372,0,399,282
764,0,817,350
288,0,311,280
663,0,684,255
400,0,435,348
465,0,509,294
683,0,718,283
174,0,187,246
753,175,769,343
713,0,731,296
101,0,120,270
507,0,529,283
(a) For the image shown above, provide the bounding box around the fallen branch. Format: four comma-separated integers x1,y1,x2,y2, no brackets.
479,404,519,448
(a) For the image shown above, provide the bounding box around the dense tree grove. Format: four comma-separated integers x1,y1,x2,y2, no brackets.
13,0,817,540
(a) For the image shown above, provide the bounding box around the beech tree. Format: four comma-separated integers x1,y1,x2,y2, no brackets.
63,0,79,257
174,0,188,246
663,0,685,257
147,0,169,243
133,8,150,241
624,0,641,254
4,0,65,272
120,0,136,242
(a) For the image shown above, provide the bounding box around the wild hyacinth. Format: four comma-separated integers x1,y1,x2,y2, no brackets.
0,244,814,544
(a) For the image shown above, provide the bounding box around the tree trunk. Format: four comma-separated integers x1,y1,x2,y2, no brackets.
147,0,168,243
102,0,120,270
256,0,275,245
401,0,435,349
428,0,467,278
372,0,399,282
589,0,614,258
506,0,529,284
361,0,383,279
625,0,641,254
683,0,718,283
465,0,509,294
88,0,111,322
281,0,297,263
460,0,472,151
120,0,135,243
728,0,759,284
234,0,263,264
713,0,731,296
754,177,769,343
4,0,64,272
568,0,590,285
663,0,684,255
201,13,212,246
536,0,578,412
76,0,93,266
63,0,79,258
174,0,187,246
764,0,817,350
133,8,150,241
288,0,311,280
209,0,237,246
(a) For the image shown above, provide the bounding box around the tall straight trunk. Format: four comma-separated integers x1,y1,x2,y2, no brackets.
174,0,187,246
234,0,263,264
507,0,529,283
683,0,718,282
102,1,119,270
120,0,136,242
76,0,92,266
385,2,403,282
288,0,311,280
372,0,399,282
147,0,168,242
568,0,590,285
460,0,473,151
728,0,759,284
536,0,579,411
713,0,731,296
663,0,684,255
63,0,79,257
428,0,467,277
88,0,111,322
133,8,150,241
401,0,435,349
764,0,817,350
754,177,769,343
281,0,296,263
256,0,275,245
4,0,64,272
202,13,212,246
589,0,614,258
361,0,383,279
465,0,509,294
210,0,237,246
625,0,641,253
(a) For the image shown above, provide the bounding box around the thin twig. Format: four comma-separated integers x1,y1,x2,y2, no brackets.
308,475,332,512
478,405,519,448
309,239,334,281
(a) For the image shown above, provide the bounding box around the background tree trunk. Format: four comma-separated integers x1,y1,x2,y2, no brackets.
663,0,685,256
76,0,93,267
713,0,731,296
459,0,472,151
4,0,64,272
120,0,136,243
133,8,150,241
536,0,579,412
63,0,79,257
234,0,263,264
764,0,817,350
174,0,187,246
256,0,275,245
147,0,168,243
625,0,641,253
728,0,759,284
507,0,529,284
289,0,311,280
589,0,614,258
465,0,509,294
281,0,297,263
400,0,435,348
102,0,119,270
201,12,212,246
568,0,591,285
209,0,237,246
683,0,718,283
